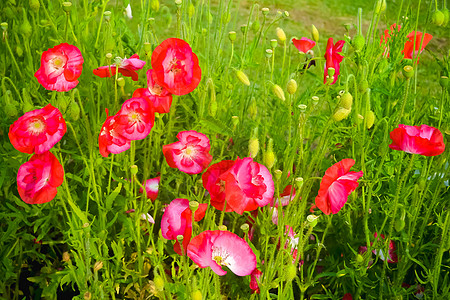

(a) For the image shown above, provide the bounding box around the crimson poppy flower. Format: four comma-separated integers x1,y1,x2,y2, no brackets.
250,268,262,294
402,31,433,60
202,160,236,212
315,159,363,215
219,157,274,215
9,104,66,154
151,38,202,95
187,230,256,276
163,130,213,175
114,97,155,141
161,198,208,255
389,124,445,156
343,293,353,300
17,151,64,204
133,69,173,114
98,110,131,158
93,54,146,81
292,37,316,54
34,43,84,92
324,38,345,85
140,176,160,201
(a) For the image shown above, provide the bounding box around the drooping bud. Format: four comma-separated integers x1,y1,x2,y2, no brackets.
264,138,276,169
287,79,298,95
311,24,319,42
272,84,286,101
117,77,125,87
365,110,375,129
248,128,260,158
251,19,260,33
332,107,351,121
222,12,231,24
375,0,386,14
402,65,414,79
352,34,365,51
68,100,81,121
20,9,33,38
431,10,445,26
151,0,160,12
248,97,257,119
358,79,369,93
340,92,353,109
276,27,286,42
188,3,195,18
442,9,449,26
236,70,250,86
29,0,40,12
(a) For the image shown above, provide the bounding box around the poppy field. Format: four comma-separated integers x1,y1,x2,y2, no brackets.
1,0,449,299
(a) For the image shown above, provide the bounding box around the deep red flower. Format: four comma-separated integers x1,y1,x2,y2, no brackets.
161,198,208,255
114,97,155,140
389,124,445,156
202,160,236,212
163,130,213,175
342,293,353,300
93,54,146,81
151,38,202,95
402,31,433,59
324,38,345,85
9,104,66,154
292,37,316,54
98,110,131,158
187,230,256,276
34,43,84,92
133,69,173,114
17,151,64,204
315,159,363,215
250,268,262,294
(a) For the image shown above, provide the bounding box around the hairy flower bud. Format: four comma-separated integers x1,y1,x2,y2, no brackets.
249,137,259,159
332,107,351,121
431,10,445,26
68,100,81,121
366,110,375,129
287,79,298,95
375,0,386,14
340,92,353,109
154,275,165,291
311,24,319,42
151,0,160,12
251,19,260,33
359,79,369,93
272,84,286,101
442,9,449,26
276,27,286,42
236,70,250,86
352,34,365,51
285,264,297,282
29,0,40,12
264,138,276,169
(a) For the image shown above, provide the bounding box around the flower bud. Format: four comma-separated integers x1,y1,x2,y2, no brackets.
270,39,278,48
151,0,160,12
15,45,23,57
358,79,369,93
130,165,138,175
218,225,227,231
251,19,260,33
356,254,364,264
285,264,297,281
272,84,286,101
262,7,269,15
154,275,165,291
222,12,231,24
20,10,32,38
117,77,125,87
311,24,319,42
375,0,386,14
365,110,375,129
29,0,40,12
332,107,351,121
209,99,217,117
395,219,405,232
402,65,414,79
340,92,353,109
191,290,202,300
442,9,449,26
94,261,103,272
352,34,365,51
248,134,260,159
69,100,81,121
287,79,298,95
240,223,250,233
276,27,286,42
431,10,445,26
62,2,72,13
228,31,236,42
236,70,250,86
264,138,275,169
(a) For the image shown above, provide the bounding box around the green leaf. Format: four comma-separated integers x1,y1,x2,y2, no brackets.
198,117,233,136
105,183,122,211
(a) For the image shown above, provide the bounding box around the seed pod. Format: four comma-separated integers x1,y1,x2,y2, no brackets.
366,110,375,129
340,92,353,109
332,107,351,122
402,65,414,79
236,70,250,86
270,39,278,48
272,84,286,101
439,76,448,89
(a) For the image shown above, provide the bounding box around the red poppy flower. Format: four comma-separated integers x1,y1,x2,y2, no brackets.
380,23,401,45
140,176,160,201
17,151,64,204
161,198,208,255
219,157,274,215
114,97,155,141
250,268,262,294
389,124,445,156
315,159,363,215
9,104,66,154
93,54,146,81
324,38,345,85
133,69,173,114
187,230,257,276
98,110,131,158
402,31,433,60
163,130,213,175
292,37,316,54
202,160,236,212
34,43,84,92
151,38,202,95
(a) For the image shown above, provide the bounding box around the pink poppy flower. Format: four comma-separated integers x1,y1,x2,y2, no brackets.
402,31,432,60
162,130,213,175
250,268,262,294
292,37,316,54
219,157,274,215
161,198,208,255
140,176,160,201
17,151,64,204
372,232,398,263
9,104,66,154
151,38,202,95
324,38,345,85
93,54,146,81
389,124,445,156
114,97,155,140
202,160,236,212
98,110,131,158
315,159,363,215
133,69,173,114
187,230,257,276
34,43,84,92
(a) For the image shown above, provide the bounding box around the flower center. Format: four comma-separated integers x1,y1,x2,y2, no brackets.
28,118,46,135
170,58,183,74
212,247,231,267
182,145,196,158
129,112,141,122
51,55,66,70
